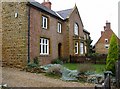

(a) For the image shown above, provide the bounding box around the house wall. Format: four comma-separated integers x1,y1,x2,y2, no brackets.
95,29,114,54
2,2,28,68
68,7,84,56
29,7,66,65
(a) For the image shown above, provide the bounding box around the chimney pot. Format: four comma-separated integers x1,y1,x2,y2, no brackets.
104,26,106,30
101,31,104,35
42,0,52,9
106,21,111,30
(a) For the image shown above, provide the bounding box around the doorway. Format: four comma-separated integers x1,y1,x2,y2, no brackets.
58,43,62,58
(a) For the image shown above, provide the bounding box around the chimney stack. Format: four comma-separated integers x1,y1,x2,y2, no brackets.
104,26,106,31
41,0,52,9
101,31,104,35
106,21,111,30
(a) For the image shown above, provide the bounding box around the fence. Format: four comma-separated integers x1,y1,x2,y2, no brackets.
69,55,107,64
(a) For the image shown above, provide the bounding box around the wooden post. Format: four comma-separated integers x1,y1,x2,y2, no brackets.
116,60,120,88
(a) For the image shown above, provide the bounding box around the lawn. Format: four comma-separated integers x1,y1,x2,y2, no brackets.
63,63,106,74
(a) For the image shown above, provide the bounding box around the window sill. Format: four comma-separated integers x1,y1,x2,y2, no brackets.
42,27,48,30
39,54,50,57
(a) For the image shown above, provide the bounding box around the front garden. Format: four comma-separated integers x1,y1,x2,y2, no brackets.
25,57,106,85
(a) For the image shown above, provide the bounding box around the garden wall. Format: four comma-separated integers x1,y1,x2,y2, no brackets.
70,55,107,64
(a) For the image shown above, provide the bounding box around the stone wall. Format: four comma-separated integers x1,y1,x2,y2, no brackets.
68,6,85,56
2,2,28,68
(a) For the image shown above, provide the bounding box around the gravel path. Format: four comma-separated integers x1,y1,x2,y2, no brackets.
2,67,95,87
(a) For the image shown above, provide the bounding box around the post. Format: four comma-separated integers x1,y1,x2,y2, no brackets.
116,60,120,88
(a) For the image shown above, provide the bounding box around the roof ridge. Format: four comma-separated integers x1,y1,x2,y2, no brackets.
57,8,73,12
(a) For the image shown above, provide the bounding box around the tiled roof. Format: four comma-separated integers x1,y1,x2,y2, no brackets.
57,9,73,20
29,1,60,19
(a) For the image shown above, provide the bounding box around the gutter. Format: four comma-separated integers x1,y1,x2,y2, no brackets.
27,4,30,63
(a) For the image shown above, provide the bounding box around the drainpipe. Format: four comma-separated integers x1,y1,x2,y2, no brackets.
28,5,30,63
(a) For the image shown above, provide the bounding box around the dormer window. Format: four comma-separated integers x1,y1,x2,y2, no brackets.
74,23,79,35
42,16,48,29
57,22,62,33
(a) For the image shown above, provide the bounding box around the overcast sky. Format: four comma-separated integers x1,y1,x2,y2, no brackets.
36,0,119,45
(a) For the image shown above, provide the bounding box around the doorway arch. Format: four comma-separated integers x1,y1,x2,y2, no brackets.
58,43,62,58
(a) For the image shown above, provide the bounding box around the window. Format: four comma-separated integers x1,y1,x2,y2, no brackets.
57,22,62,33
40,38,49,55
105,39,108,43
105,44,109,49
84,46,87,54
74,23,79,35
75,42,78,54
80,42,84,54
42,16,48,29
84,35,86,40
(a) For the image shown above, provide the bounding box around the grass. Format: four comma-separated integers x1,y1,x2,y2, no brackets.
63,63,106,74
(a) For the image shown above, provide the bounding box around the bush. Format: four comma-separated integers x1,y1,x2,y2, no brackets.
33,57,39,65
106,34,119,74
77,63,95,74
27,63,38,68
60,57,69,63
51,58,63,64
25,57,42,73
45,65,62,78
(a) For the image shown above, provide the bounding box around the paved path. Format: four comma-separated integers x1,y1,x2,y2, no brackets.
2,67,95,87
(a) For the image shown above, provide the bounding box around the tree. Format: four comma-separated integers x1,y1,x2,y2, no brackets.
106,34,119,74
119,45,120,59
86,37,93,56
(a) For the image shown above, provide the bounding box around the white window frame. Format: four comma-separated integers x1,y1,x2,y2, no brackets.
57,22,62,33
40,38,49,55
84,46,87,54
74,23,79,35
105,39,108,43
75,42,78,54
42,16,48,29
80,42,84,54
105,44,109,49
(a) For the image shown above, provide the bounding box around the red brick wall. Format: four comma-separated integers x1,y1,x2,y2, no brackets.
29,7,66,65
68,6,84,56
95,24,119,54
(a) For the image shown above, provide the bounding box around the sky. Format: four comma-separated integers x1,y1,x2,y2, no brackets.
36,0,119,45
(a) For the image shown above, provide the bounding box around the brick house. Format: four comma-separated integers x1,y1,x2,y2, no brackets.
94,21,120,54
1,0,90,68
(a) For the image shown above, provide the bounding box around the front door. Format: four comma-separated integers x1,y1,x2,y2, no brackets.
58,43,62,58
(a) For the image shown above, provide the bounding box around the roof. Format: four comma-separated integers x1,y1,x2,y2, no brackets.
57,9,73,20
28,1,84,26
83,29,90,34
28,1,61,19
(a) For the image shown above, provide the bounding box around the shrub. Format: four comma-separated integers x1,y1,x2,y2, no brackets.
27,63,38,68
33,57,39,65
106,34,119,74
46,65,62,77
51,58,63,64
60,57,69,63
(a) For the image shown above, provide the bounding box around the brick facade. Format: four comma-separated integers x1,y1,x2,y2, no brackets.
1,1,90,67
95,22,120,54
